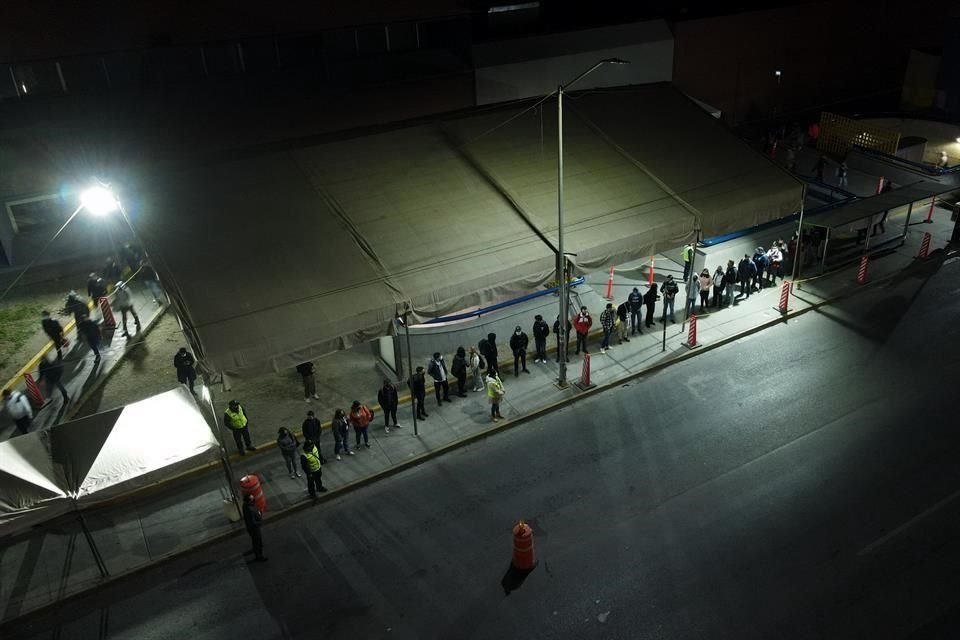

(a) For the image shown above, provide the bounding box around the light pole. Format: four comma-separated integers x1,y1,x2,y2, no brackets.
556,58,629,388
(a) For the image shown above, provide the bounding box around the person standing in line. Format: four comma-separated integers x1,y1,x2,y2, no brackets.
599,303,615,354
643,284,659,328
685,274,699,319
296,361,320,403
573,306,592,355
628,287,643,335
174,347,197,392
698,269,712,313
837,161,848,187
349,400,374,449
509,326,530,375
468,347,483,391
751,247,767,292
41,311,66,358
277,427,302,479
486,370,505,423
408,366,428,419
113,281,141,338
736,254,753,300
681,242,694,281
478,333,499,374
661,275,679,323
331,409,354,459
377,379,401,429
76,313,102,363
766,244,783,286
615,298,630,344
553,315,572,361
712,265,726,308
300,439,327,498
450,347,468,397
224,399,257,456
427,352,451,406
3,388,34,435
242,494,267,562
724,260,738,307
532,315,550,363
302,410,323,445
37,355,69,403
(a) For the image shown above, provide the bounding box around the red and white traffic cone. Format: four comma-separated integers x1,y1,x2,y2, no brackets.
23,372,45,409
575,353,595,390
925,197,936,223
857,255,869,284
683,315,699,349
648,256,655,285
773,280,792,314
876,176,885,195
604,267,615,301
98,296,117,329
918,232,931,259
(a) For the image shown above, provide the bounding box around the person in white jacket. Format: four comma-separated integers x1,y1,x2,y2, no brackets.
3,389,33,435
113,281,141,338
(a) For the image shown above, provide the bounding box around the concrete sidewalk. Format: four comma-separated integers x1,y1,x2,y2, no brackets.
1,205,954,625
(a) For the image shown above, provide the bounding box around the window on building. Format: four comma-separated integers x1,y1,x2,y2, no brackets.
12,62,63,97
59,57,111,93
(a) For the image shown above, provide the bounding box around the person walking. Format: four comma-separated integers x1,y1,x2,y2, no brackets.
486,370,505,423
377,379,401,429
41,311,66,358
628,287,643,335
532,315,549,363
408,366,428,418
277,427,302,479
224,399,256,456
599,303,615,354
331,409,353,459
553,315,571,361
712,265,725,308
724,260,737,307
427,352,451,406
468,347,484,391
478,333,499,374
242,494,267,562
87,272,107,303
300,439,327,497
113,281,141,338
509,326,530,375
661,275,679,323
76,313,102,363
837,161,848,187
37,355,69,403
174,347,197,392
3,388,34,435
616,298,630,344
698,269,712,313
64,290,88,324
296,362,320,402
349,400,374,449
573,306,592,354
681,242,694,281
302,410,323,445
643,284,659,329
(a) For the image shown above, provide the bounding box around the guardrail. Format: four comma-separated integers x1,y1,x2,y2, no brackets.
853,145,959,177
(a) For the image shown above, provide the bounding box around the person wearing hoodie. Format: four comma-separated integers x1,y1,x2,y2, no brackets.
349,400,374,449
41,311,66,358
468,347,483,391
628,287,643,334
427,352,451,405
37,355,69,403
616,298,630,344
331,408,354,460
486,370,505,422
661,275,679,323
737,254,753,299
751,248,767,292
573,306,592,354
277,427,302,479
451,348,469,396
685,274,700,319
113,280,141,338
408,366,428,418
478,333,499,374
599,303,615,354
509,326,530,376
377,379,401,429
302,410,323,443
643,284,659,328
532,315,550,363
724,260,738,307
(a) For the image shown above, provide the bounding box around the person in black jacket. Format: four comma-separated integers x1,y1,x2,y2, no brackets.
509,326,530,376
296,361,319,402
531,315,550,363
174,347,197,392
553,315,571,361
427,352,451,406
76,314,101,362
41,311,66,358
64,291,88,324
643,284,659,329
242,494,267,562
408,366,428,419
450,348,468,397
616,299,630,344
37,354,69,402
478,333,499,374
87,272,107,301
628,287,643,335
377,379,401,429
302,410,323,443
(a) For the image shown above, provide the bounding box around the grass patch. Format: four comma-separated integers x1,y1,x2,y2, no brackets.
0,303,44,372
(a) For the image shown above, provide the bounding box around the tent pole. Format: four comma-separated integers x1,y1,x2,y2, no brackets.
201,383,241,511
399,311,419,437
75,502,109,578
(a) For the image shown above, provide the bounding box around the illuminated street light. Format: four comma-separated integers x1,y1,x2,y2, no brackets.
80,185,120,216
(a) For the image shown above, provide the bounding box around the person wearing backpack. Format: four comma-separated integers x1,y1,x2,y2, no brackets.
478,333,499,374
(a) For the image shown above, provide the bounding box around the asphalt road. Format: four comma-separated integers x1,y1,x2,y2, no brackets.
6,257,960,640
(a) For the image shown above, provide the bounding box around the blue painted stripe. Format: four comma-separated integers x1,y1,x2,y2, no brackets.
424,277,587,324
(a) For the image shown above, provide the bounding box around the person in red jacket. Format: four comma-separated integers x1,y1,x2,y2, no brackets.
573,306,593,355
349,400,374,449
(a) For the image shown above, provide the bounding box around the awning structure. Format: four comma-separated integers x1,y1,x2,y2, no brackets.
136,83,803,375
805,183,950,231
0,387,219,537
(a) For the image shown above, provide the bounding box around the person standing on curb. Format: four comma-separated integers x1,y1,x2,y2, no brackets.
450,348,469,397
277,427,302,479
331,409,353,459
427,352,451,406
349,400,373,449
685,275,699,319
599,303,615,354
553,315,571,361
479,333,499,374
573,306,592,355
752,248,767,292
76,313,102,363
724,260,738,307
302,410,323,446
532,315,550,364
616,298,630,344
242,494,267,562
377,379,401,430
486,370,505,423
3,388,34,435
296,361,320,403
224,399,257,456
698,269,712,313
628,287,643,335
174,347,197,393
661,275,679,323
113,281,141,338
766,243,783,287
509,326,530,375
643,283,659,329
712,265,726,308
41,311,66,358
300,439,327,498
37,355,69,403
408,366,428,419
468,347,484,392
682,242,694,281
737,254,753,300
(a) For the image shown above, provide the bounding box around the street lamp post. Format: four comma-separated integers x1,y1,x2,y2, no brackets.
556,58,629,388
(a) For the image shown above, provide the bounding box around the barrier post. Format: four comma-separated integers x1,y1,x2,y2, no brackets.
604,267,614,301
918,232,931,259
876,176,885,195
683,314,699,349
23,372,45,408
925,197,936,223
98,296,117,329
856,255,869,284
575,352,595,390
773,279,792,314
648,256,655,285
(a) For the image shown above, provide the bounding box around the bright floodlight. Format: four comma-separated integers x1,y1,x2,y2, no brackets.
80,186,119,216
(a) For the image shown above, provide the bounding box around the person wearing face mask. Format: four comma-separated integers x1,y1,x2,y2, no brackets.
509,326,530,376
427,352,451,406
